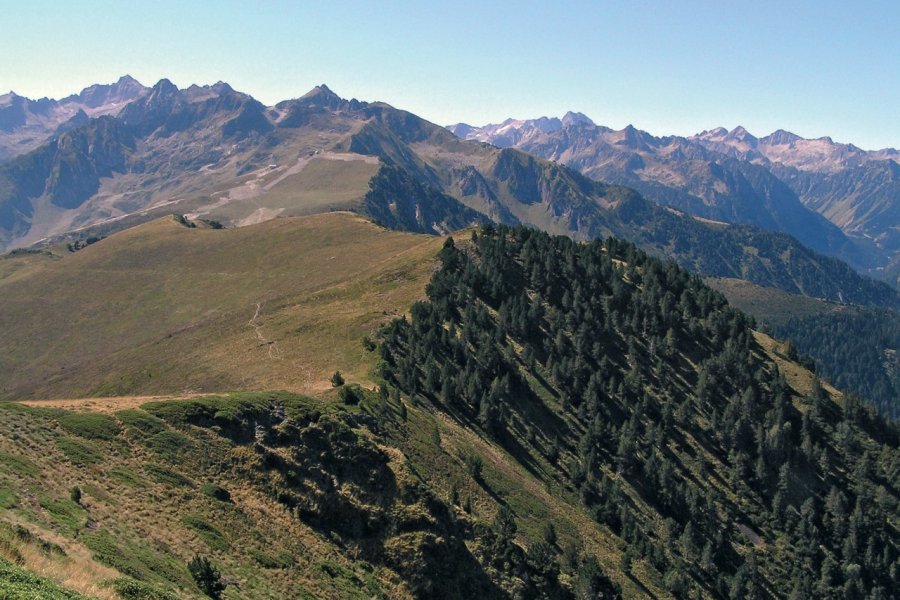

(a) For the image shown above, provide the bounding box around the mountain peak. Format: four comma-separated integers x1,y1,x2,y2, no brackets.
210,81,234,94
302,84,339,100
725,125,757,145
151,78,179,96
69,75,148,109
561,111,594,127
764,129,802,145
115,74,140,86
296,84,344,110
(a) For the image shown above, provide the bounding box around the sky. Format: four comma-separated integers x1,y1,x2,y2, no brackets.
1,0,897,149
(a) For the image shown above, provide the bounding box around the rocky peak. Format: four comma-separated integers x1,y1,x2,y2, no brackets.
69,74,147,109
150,78,179,99
294,84,344,111
210,81,234,95
561,111,594,127
447,123,476,138
725,125,757,145
763,129,802,146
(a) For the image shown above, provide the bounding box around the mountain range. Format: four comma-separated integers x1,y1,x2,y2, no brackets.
0,76,898,600
0,76,897,311
449,116,900,281
0,75,148,161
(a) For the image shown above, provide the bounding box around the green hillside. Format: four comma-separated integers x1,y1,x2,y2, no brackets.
0,216,897,599
379,225,899,598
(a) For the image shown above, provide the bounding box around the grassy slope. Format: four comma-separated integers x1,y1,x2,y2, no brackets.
0,393,676,599
706,277,846,327
0,393,421,599
0,212,443,400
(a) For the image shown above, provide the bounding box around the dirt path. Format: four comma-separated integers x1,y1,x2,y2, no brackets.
248,302,282,359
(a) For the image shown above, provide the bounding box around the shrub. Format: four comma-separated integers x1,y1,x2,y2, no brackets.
339,386,360,405
115,410,167,439
251,549,295,569
200,484,231,503
464,452,484,481
182,515,229,552
70,486,82,505
188,555,226,599
146,430,192,462
331,371,345,387
144,464,193,487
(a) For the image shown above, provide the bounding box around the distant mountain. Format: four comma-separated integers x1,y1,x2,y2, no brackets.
0,75,147,162
0,78,897,310
451,117,898,276
693,127,900,262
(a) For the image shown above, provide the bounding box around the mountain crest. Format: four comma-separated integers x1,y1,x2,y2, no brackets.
561,110,594,127
763,129,802,145
725,125,757,145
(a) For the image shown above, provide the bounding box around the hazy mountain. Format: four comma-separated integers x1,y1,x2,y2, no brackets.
0,78,897,310
0,75,148,162
693,127,900,260
451,117,897,275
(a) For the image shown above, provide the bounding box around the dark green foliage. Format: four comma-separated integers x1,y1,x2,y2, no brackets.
66,236,103,252
145,430,193,462
771,308,900,419
542,522,557,547
380,224,900,598
200,483,231,503
331,370,345,387
182,516,229,552
69,486,81,505
573,555,620,599
187,555,226,599
0,452,39,477
464,452,484,481
115,409,168,439
339,385,361,405
173,214,196,228
83,530,191,588
251,549,295,569
143,464,193,488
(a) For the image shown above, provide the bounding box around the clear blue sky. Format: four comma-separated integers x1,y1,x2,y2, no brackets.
1,1,897,149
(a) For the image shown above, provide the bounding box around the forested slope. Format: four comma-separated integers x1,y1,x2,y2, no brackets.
379,225,899,599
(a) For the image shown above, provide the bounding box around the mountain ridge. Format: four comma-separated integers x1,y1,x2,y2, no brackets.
451,116,899,278
0,78,897,311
